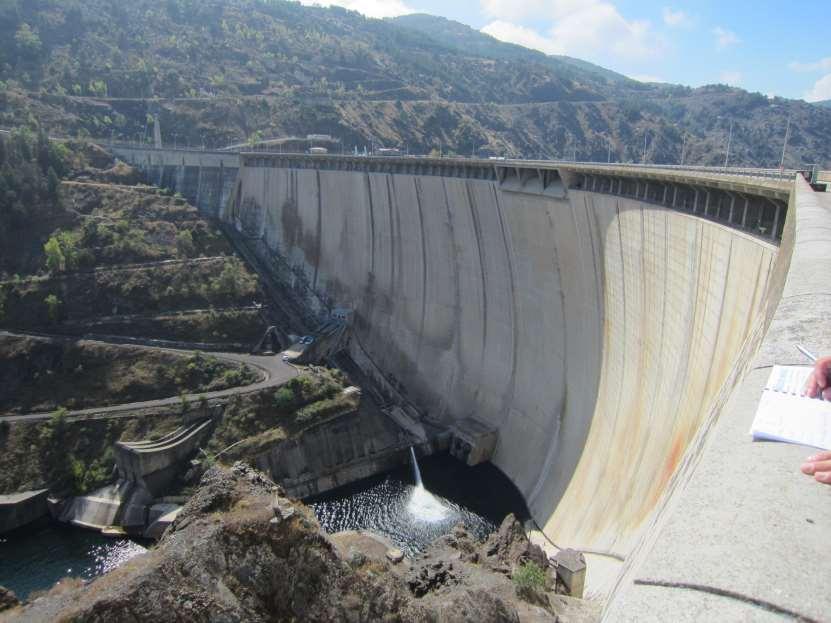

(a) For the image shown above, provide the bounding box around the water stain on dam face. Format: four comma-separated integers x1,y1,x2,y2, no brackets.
230,162,782,582
280,197,301,250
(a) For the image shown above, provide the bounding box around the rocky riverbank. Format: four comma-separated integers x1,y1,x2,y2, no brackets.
2,463,599,622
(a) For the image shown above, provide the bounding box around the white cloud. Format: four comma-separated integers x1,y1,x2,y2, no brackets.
662,7,692,28
789,57,831,73
298,0,413,19
481,20,559,54
630,74,665,83
712,26,739,50
481,0,583,21
805,74,831,102
719,70,742,86
482,1,663,62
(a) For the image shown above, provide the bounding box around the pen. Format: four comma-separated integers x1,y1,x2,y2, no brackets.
797,345,817,363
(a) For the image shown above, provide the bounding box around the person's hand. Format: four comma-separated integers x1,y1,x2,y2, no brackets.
802,451,831,484
804,356,831,400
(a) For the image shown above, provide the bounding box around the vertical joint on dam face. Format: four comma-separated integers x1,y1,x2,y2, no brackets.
216,152,786,573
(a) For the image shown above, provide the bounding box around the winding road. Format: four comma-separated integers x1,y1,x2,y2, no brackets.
0,330,299,424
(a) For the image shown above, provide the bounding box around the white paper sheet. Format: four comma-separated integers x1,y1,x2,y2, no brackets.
750,366,831,450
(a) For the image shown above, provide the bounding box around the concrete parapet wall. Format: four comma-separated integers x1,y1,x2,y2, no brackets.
0,490,49,534
226,162,780,567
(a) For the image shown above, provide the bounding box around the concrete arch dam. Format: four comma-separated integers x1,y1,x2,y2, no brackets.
222,153,789,564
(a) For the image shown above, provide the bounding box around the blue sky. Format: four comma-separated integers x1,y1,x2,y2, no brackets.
300,0,830,101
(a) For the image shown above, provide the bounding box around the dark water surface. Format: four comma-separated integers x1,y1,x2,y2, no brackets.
309,452,529,557
0,524,146,600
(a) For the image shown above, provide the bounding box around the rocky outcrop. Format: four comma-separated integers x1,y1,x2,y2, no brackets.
5,464,569,623
481,514,550,572
0,587,19,613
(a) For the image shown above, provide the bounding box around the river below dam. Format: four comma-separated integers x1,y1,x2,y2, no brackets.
309,452,529,556
0,524,147,601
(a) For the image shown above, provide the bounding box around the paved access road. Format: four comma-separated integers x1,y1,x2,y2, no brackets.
0,330,299,423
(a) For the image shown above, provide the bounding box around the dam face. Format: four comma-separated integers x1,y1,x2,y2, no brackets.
224,156,781,559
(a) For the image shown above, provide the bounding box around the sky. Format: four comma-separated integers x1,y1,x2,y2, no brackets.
299,0,830,101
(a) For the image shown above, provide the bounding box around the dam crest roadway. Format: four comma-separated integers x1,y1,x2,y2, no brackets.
112,144,830,622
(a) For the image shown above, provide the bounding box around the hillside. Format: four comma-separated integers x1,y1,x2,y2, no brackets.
0,0,829,166
0,130,267,345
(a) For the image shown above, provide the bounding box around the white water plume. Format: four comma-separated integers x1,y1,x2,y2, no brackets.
406,484,452,522
406,447,452,522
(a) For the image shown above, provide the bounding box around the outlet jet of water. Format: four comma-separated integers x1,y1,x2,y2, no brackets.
407,447,451,522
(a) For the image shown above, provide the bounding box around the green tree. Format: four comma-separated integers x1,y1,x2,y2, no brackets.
44,294,62,322
47,167,60,197
88,80,108,97
175,229,195,258
44,231,80,272
0,286,7,322
14,23,41,59
44,236,65,273
247,131,263,148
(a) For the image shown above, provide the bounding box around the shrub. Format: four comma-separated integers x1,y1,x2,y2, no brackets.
44,293,62,322
176,229,195,258
295,393,358,423
512,561,546,592
273,385,295,410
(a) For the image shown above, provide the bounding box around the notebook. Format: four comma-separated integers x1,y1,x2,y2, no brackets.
749,366,831,450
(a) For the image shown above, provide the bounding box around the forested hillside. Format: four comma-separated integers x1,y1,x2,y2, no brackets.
0,0,829,166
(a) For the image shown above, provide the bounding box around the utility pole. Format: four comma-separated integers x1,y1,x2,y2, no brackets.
607,135,612,163
680,132,687,166
642,131,648,164
724,119,734,168
779,114,791,170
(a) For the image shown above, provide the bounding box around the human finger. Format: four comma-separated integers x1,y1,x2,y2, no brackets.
805,451,831,462
815,470,831,485
814,357,831,389
805,373,819,398
802,459,831,475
